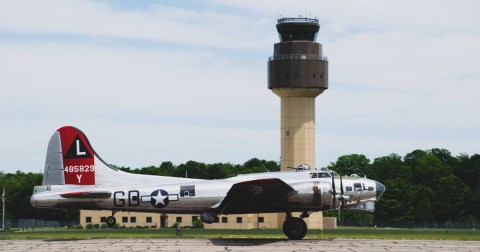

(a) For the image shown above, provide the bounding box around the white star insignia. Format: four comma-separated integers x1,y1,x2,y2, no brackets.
152,193,168,207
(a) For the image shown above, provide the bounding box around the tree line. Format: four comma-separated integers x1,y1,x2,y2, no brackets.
1,148,479,228
327,148,480,228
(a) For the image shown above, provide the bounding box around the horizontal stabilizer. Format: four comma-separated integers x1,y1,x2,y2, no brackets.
60,191,112,199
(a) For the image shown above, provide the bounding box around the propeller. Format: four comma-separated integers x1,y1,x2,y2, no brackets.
338,174,344,222
331,170,346,223
331,170,336,209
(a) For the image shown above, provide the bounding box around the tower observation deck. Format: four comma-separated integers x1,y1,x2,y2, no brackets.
268,17,329,170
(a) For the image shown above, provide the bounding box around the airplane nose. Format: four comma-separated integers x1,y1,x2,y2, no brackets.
375,182,385,201
30,194,36,207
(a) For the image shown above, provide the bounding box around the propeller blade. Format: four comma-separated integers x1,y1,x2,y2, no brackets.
340,174,344,195
339,174,344,223
340,174,344,208
331,170,336,209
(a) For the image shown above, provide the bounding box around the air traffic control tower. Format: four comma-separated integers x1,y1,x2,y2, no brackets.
268,17,328,170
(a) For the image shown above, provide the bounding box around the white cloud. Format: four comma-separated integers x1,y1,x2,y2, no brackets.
0,0,273,50
1,0,479,173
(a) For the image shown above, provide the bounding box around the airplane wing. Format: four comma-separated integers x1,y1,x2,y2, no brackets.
214,178,295,214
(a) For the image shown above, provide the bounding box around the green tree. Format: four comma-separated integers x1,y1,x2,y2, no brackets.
368,153,411,182
159,161,176,175
374,178,415,224
1,171,78,223
454,154,480,192
404,149,428,165
238,158,278,174
429,148,454,162
175,161,208,179
415,198,434,226
329,154,370,177
471,189,480,219
432,175,470,221
410,154,452,188
207,163,228,179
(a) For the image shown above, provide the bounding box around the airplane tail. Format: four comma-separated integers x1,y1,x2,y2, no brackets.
43,126,99,186
42,126,196,187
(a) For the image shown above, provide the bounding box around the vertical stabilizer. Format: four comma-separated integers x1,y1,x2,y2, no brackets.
42,131,65,185
42,126,96,185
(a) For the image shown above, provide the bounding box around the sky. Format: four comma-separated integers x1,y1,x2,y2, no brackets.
1,0,479,174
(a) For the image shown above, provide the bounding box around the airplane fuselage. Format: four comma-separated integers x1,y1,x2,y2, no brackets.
32,170,382,214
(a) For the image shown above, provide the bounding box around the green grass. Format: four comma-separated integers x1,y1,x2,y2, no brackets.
321,227,480,240
1,227,479,240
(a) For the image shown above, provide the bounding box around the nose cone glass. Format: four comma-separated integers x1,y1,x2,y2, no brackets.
375,182,385,201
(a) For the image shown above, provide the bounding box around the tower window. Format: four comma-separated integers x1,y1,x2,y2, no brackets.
122,217,128,223
320,74,323,79
146,217,152,223
236,217,243,223
85,217,92,223
312,74,316,78
222,217,228,223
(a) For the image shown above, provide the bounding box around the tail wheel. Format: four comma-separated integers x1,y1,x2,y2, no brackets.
282,217,307,240
106,216,116,227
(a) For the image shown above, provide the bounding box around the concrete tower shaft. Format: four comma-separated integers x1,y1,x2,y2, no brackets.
268,18,328,170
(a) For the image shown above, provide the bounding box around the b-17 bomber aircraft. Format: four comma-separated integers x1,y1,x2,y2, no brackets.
31,126,385,239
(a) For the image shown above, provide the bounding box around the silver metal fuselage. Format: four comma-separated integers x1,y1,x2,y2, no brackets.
31,170,384,214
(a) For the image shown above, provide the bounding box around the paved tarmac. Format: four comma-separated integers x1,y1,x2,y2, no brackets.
1,238,480,252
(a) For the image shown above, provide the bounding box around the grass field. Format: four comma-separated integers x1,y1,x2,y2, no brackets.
1,227,480,240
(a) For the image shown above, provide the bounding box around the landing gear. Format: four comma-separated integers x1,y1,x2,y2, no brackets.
282,212,308,240
201,212,217,224
106,211,118,227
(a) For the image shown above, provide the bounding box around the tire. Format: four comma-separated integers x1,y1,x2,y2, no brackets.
282,217,307,240
106,216,116,227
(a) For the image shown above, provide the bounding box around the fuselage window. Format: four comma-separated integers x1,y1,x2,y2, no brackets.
368,186,374,191
346,186,352,192
354,183,363,191
310,173,318,178
318,172,331,178
180,185,195,197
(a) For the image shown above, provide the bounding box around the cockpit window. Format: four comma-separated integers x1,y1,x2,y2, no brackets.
310,172,333,178
354,183,363,191
318,172,331,178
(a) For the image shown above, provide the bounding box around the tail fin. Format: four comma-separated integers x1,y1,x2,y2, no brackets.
43,126,95,186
